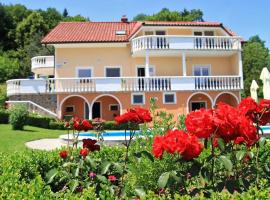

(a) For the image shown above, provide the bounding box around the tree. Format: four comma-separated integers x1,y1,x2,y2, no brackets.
15,12,48,47
133,8,204,22
242,35,270,98
62,8,68,17
0,3,14,50
39,8,62,29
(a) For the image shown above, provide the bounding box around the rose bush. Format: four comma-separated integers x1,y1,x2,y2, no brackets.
44,98,270,199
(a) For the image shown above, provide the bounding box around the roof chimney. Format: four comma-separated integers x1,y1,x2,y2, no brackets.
121,15,128,23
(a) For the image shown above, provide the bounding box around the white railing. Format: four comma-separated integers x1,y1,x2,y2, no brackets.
132,35,241,53
6,100,57,118
31,56,54,70
6,76,241,96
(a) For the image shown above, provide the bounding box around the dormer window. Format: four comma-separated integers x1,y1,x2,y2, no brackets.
115,30,126,35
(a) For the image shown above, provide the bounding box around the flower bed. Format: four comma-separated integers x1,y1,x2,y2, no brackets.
0,97,270,199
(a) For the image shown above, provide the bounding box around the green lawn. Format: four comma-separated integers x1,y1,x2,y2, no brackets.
0,124,66,153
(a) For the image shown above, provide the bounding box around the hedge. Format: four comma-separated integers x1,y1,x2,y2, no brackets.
0,111,134,130
0,109,9,124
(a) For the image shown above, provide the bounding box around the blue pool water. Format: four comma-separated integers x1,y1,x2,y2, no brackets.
261,126,270,132
79,130,141,137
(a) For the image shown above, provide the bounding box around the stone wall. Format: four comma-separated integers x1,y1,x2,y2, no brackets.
9,94,57,113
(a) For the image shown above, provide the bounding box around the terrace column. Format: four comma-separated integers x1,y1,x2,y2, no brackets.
145,49,150,77
182,52,187,76
238,51,243,89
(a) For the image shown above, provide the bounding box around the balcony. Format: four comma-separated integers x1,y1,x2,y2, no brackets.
6,76,242,96
31,56,54,76
131,36,241,56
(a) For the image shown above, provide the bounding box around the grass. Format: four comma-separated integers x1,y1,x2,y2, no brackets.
0,124,66,153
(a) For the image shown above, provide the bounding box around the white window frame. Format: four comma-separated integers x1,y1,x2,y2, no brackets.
131,93,145,105
190,101,207,111
144,29,167,36
109,104,119,111
163,92,177,104
76,67,94,77
192,30,215,36
104,66,122,77
136,65,156,77
65,105,75,113
192,64,211,76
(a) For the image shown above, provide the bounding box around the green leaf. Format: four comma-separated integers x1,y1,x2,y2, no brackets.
74,167,80,177
141,150,154,162
217,138,225,151
219,156,233,171
135,188,146,198
100,161,111,175
69,180,79,193
264,164,270,172
170,171,181,183
96,175,108,183
46,168,58,184
247,151,254,159
113,162,123,175
236,151,246,161
63,162,77,168
85,156,97,168
259,137,266,147
158,172,170,188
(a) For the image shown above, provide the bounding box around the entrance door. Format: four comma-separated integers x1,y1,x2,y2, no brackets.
92,102,101,119
84,102,89,119
191,102,206,111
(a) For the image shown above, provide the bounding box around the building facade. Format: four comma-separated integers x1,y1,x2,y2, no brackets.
6,17,243,121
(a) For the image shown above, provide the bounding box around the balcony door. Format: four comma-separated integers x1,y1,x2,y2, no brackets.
193,65,210,76
137,66,155,90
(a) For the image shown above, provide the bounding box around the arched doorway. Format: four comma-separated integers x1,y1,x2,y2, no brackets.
214,92,239,107
187,92,213,112
90,94,122,121
60,95,90,120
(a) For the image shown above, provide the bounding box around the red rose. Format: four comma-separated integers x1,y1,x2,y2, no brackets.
213,103,240,142
89,172,96,178
59,150,68,159
234,137,246,145
257,99,270,125
212,137,219,148
80,148,89,157
152,129,203,161
64,122,70,128
181,134,203,161
81,119,93,131
152,135,164,158
114,108,152,125
238,97,257,120
108,175,117,182
82,139,100,152
185,109,216,139
238,117,259,146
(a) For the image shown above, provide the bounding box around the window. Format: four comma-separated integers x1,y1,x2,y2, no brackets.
65,106,74,112
144,31,154,35
191,102,206,111
115,30,126,35
105,67,121,77
132,93,145,105
76,67,92,78
156,30,166,35
109,104,119,111
193,65,210,76
163,93,176,104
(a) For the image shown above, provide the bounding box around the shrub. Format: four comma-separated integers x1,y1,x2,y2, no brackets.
26,114,52,128
9,104,28,130
104,121,139,130
0,109,9,124
49,120,65,130
0,84,7,109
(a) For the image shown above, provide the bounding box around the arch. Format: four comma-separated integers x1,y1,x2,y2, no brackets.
59,94,90,119
186,92,214,113
90,94,122,119
214,92,239,107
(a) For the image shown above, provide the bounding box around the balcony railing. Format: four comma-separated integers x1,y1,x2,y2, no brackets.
31,56,54,72
131,35,241,53
6,76,241,96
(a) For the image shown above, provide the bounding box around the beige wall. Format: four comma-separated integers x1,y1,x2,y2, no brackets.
56,47,239,78
58,91,240,121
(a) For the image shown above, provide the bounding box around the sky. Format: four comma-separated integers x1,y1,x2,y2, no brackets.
1,0,270,48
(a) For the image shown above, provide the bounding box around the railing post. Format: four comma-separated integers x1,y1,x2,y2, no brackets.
145,49,150,78
182,52,187,76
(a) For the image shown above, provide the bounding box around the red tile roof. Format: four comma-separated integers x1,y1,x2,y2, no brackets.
41,21,236,44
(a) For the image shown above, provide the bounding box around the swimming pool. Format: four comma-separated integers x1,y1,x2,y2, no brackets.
261,125,270,134
59,130,143,142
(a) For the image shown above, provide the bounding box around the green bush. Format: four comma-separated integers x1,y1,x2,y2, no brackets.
26,114,53,129
104,120,139,130
0,109,9,124
49,120,65,130
0,84,7,109
9,104,28,130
